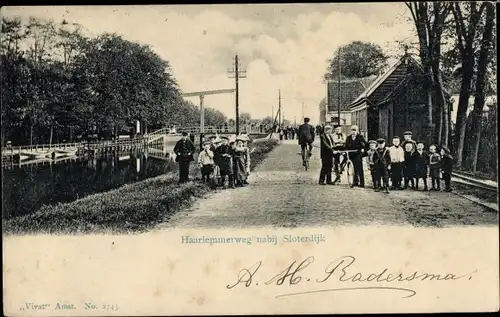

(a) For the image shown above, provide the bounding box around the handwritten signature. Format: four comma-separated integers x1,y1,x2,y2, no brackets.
226,255,478,299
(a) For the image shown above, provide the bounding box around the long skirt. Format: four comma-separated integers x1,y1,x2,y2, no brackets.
233,154,247,182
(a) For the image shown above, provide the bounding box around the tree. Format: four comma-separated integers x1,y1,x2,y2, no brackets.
204,108,227,126
239,112,252,125
325,41,388,79
406,2,453,147
450,2,486,168
1,16,193,145
467,2,495,172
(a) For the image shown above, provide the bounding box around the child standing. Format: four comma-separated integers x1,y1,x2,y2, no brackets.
198,141,214,183
413,141,429,191
403,142,416,189
372,138,391,193
440,145,454,192
388,136,405,190
233,136,248,187
367,140,377,189
428,144,441,191
214,136,235,189
242,134,251,185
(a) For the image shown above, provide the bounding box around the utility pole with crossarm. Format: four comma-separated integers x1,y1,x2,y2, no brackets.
227,54,247,135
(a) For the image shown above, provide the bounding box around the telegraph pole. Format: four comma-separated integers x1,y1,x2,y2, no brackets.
228,54,246,135
278,89,282,128
337,47,342,126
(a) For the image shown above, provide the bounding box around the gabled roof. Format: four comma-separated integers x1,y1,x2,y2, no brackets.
326,76,377,112
349,54,450,109
350,57,406,106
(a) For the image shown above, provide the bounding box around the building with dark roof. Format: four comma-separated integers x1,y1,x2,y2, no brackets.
348,54,451,143
322,75,377,128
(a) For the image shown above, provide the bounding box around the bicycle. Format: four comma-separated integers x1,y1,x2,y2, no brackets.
301,144,313,171
332,149,359,188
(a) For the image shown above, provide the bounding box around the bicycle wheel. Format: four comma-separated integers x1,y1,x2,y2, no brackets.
305,156,309,171
346,160,355,188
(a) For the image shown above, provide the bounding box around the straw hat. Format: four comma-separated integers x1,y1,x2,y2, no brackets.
213,136,222,143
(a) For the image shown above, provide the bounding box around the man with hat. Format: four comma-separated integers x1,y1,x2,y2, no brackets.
331,125,346,182
345,125,368,187
298,117,315,167
173,131,196,184
319,125,335,185
372,138,391,193
402,131,417,152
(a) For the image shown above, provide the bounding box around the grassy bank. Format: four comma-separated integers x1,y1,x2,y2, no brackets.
3,139,280,235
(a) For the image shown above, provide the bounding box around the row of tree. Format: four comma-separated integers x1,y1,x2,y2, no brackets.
323,2,496,175
406,1,496,173
1,17,228,145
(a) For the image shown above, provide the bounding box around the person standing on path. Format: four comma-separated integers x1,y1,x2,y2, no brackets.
198,141,215,184
413,141,429,191
332,125,346,182
388,136,405,190
214,136,235,189
372,138,391,193
402,131,417,152
319,125,335,185
345,125,367,187
298,117,316,167
233,136,249,187
440,146,454,192
174,131,196,184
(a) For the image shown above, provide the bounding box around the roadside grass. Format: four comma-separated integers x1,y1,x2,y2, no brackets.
2,139,279,235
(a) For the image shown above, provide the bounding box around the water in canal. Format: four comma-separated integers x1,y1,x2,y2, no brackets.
2,148,179,219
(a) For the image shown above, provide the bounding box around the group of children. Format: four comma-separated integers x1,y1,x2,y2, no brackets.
197,133,251,189
367,131,454,193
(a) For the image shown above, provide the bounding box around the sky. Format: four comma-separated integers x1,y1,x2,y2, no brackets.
2,4,416,123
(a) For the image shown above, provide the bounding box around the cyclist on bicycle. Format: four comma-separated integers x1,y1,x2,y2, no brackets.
298,117,315,166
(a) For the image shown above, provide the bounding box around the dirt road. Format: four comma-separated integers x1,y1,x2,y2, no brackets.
165,139,498,228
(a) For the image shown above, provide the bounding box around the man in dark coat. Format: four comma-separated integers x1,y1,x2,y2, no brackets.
298,117,315,166
214,136,235,189
345,125,367,187
173,131,196,184
319,125,335,185
402,131,417,152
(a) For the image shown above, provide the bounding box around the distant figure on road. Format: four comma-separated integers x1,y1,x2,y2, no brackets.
174,131,196,184
345,125,367,187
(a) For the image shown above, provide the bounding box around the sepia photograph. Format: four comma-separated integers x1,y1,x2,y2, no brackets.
2,3,499,315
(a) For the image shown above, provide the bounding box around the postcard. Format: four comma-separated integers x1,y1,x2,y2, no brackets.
2,3,499,316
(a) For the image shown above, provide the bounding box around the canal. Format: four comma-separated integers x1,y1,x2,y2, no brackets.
2,148,178,219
